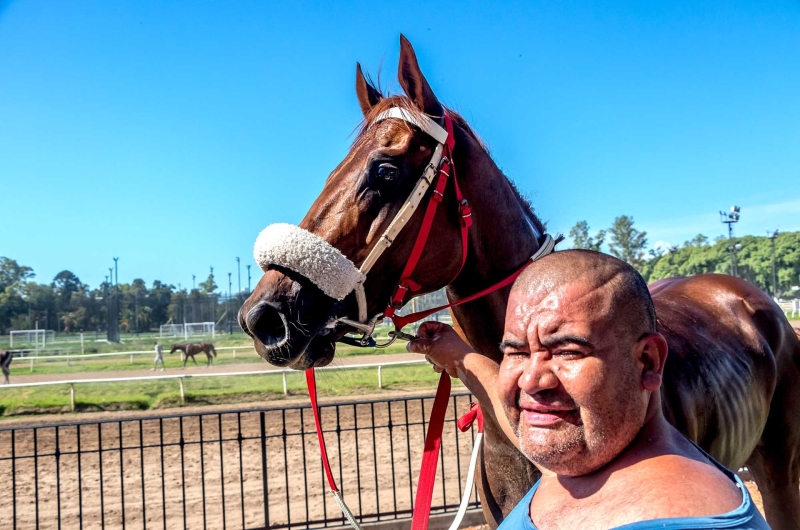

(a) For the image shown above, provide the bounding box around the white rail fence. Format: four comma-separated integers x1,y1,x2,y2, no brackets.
0,359,428,411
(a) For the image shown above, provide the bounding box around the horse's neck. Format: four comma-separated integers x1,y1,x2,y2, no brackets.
446,134,542,363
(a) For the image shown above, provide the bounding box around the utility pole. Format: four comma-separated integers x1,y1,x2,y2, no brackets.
113,257,119,287
228,273,233,334
767,229,779,299
192,274,196,290
719,206,741,277
247,264,251,294
134,291,139,336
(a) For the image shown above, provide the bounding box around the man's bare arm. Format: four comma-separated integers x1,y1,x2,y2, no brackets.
406,322,519,447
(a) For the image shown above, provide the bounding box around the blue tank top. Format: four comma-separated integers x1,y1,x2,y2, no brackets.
498,461,769,529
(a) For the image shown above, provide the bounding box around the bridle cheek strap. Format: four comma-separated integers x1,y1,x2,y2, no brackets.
383,114,470,319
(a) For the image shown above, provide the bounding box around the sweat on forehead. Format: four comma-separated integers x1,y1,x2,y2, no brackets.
510,250,657,335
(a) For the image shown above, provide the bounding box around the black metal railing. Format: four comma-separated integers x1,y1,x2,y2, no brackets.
0,392,480,529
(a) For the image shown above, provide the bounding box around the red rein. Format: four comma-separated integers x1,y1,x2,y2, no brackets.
308,112,501,529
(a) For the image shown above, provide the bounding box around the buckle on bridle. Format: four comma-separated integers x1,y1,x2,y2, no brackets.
459,199,473,227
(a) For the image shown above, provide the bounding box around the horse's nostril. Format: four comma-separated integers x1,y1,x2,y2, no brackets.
247,303,289,350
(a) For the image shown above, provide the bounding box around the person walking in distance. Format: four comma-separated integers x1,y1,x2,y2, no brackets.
0,350,12,384
152,341,165,371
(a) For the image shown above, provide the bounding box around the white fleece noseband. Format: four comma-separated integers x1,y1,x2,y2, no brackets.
254,224,368,320
253,109,451,326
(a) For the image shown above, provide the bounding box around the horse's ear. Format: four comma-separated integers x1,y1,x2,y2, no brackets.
356,63,382,117
397,35,442,116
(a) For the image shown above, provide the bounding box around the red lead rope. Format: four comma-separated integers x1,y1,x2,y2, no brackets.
307,367,483,530
411,371,452,530
307,112,497,529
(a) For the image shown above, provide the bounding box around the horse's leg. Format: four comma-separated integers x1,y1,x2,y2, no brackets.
747,328,800,530
2,368,8,385
192,354,198,367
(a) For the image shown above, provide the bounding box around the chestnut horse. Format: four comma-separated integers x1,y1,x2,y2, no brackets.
239,36,800,529
170,342,217,368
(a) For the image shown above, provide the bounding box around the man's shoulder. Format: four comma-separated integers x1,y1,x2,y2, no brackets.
530,454,747,530
605,453,743,521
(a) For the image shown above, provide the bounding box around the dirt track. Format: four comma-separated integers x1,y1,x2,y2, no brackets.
0,394,479,529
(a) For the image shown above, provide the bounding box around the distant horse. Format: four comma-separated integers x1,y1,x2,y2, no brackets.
0,350,12,384
170,343,217,368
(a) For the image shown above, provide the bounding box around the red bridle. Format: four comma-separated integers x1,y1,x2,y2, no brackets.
306,109,554,530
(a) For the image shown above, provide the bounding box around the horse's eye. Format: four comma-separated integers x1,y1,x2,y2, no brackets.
375,163,398,181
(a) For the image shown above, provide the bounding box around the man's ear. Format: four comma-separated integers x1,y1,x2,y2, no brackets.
397,35,443,117
637,333,668,391
356,63,382,117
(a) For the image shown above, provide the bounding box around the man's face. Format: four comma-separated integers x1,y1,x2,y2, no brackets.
498,278,648,476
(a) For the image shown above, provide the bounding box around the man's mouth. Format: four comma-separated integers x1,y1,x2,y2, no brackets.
520,405,578,427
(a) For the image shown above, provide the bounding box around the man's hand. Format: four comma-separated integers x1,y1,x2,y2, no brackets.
408,321,520,448
407,322,475,378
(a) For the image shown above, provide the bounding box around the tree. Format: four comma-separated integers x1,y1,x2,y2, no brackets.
52,270,84,312
0,257,34,291
607,215,648,270
569,221,606,251
199,267,218,294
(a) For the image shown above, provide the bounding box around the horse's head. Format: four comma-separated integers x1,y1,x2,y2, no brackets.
240,37,472,369
169,344,179,354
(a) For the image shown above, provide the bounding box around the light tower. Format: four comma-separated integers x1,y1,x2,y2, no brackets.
719,206,741,277
767,228,779,299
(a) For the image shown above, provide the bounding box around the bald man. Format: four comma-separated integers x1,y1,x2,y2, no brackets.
408,250,768,529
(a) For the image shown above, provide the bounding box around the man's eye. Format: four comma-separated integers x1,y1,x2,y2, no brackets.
375,163,398,181
554,350,582,358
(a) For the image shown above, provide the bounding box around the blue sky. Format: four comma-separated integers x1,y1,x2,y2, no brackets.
1,1,798,290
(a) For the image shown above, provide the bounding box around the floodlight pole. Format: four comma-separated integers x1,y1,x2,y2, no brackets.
192,274,196,290
236,257,241,299
247,264,251,294
767,229,779,299
113,257,119,287
719,206,741,277
228,273,233,334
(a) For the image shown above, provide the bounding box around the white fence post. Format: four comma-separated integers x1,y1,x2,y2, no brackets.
378,365,383,389
30,358,33,372
233,349,236,358
282,372,288,396
80,332,84,355
179,377,185,405
69,383,75,412
130,354,134,364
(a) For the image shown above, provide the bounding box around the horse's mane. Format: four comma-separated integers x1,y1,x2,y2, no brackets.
356,94,548,238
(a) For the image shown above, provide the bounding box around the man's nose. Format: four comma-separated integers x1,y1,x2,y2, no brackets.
518,352,560,393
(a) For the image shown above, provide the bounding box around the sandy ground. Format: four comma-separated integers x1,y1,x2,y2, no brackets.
9,352,421,384
0,394,479,530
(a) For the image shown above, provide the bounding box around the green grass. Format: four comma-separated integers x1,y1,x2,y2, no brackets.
2,323,412,354
0,364,455,417
9,342,411,376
